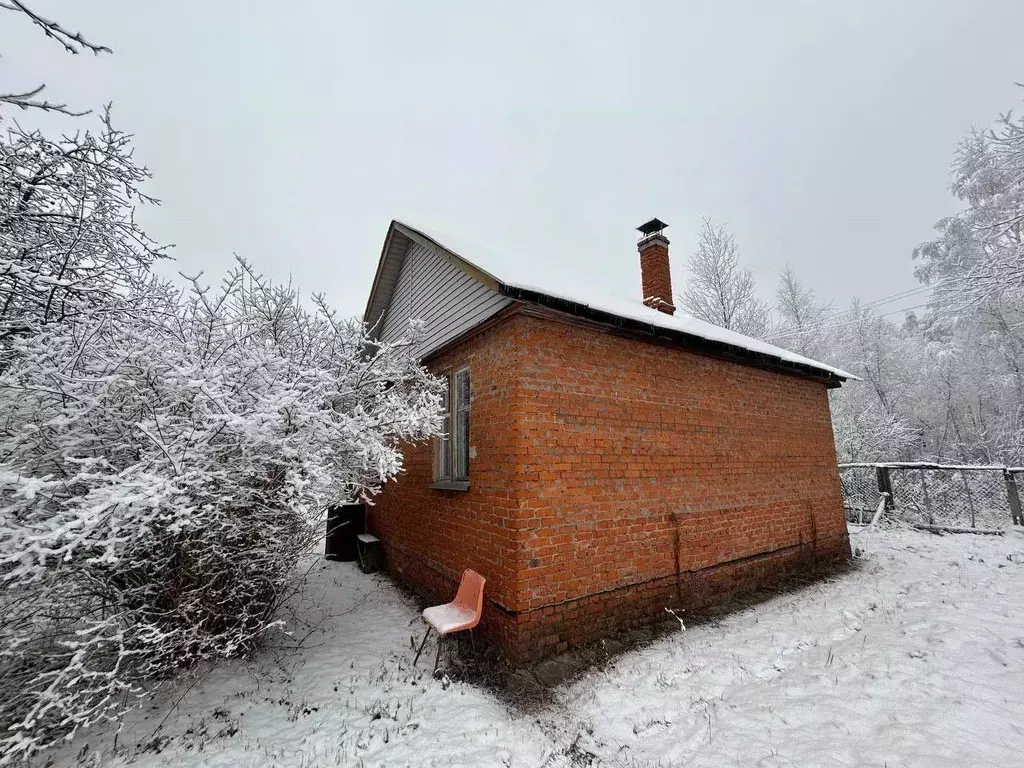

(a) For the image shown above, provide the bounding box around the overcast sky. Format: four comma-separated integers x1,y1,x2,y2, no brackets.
4,1,1023,320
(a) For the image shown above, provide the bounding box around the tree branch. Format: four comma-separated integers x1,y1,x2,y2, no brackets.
0,85,89,117
4,1,112,55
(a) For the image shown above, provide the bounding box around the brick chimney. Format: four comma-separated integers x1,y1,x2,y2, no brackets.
636,218,675,315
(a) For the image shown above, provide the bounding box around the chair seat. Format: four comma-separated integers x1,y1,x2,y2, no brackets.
423,603,476,634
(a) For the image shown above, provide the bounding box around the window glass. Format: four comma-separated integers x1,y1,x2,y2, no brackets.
455,369,470,480
435,369,469,483
438,382,451,480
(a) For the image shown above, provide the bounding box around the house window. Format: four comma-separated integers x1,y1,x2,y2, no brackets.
433,368,470,489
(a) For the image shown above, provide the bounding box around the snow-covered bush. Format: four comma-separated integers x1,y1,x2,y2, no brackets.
0,263,443,763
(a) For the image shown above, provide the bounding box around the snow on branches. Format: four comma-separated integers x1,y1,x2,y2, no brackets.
679,218,771,339
915,102,1024,308
0,1,112,116
0,20,444,758
0,264,443,762
0,109,167,348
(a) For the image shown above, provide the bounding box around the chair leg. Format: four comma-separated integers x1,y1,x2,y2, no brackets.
413,627,431,667
433,633,444,674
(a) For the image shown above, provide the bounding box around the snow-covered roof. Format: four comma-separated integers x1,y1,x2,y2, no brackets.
375,221,856,383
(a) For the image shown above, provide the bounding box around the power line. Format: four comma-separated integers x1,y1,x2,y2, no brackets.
768,277,964,342
766,294,970,344
766,270,1024,344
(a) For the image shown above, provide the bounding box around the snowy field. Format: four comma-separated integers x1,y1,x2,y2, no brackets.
64,525,1024,768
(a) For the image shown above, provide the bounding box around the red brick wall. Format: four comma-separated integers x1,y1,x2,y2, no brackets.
367,315,530,652
369,310,849,662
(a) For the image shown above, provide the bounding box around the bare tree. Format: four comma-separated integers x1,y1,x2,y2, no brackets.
772,263,834,358
0,1,111,116
678,217,770,338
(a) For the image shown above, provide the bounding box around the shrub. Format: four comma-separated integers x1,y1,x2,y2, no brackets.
0,263,443,762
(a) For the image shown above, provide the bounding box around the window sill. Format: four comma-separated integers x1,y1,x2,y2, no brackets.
429,480,470,492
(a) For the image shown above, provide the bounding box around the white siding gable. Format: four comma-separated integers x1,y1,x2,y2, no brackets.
378,241,513,360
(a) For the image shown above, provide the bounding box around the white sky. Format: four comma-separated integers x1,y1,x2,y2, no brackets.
4,1,1023,319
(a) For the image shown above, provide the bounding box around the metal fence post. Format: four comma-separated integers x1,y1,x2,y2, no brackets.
1006,470,1023,527
960,470,976,529
876,466,894,510
920,469,933,525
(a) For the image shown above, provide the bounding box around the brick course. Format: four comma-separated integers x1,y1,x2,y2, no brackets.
638,234,675,314
369,309,850,663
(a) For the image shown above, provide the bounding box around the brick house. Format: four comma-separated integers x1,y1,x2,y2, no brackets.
363,218,854,663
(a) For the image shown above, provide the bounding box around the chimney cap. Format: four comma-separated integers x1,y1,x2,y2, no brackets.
636,218,668,237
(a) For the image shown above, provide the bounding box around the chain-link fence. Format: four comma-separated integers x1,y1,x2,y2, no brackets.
839,463,1024,532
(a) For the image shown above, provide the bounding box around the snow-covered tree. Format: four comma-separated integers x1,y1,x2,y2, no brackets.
909,303,1024,464
914,103,1024,308
679,218,770,339
829,388,917,464
0,9,444,760
0,264,443,762
0,111,167,350
1,3,159,357
826,300,921,462
907,94,1024,463
772,264,834,360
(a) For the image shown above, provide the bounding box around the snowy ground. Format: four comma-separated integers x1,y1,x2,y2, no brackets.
63,525,1024,768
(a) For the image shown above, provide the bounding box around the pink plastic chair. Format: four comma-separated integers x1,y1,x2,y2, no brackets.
413,569,485,670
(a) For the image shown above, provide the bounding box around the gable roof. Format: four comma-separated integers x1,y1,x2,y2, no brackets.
364,220,857,386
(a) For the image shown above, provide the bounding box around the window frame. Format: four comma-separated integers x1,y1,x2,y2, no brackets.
430,366,471,491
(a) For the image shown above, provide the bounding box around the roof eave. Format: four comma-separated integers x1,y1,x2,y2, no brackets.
500,285,849,388
362,220,405,335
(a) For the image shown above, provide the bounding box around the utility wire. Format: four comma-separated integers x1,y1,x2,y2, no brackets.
766,294,982,344
768,276,962,340
766,270,1024,343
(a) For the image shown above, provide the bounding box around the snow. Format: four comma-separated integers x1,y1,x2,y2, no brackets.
423,603,475,634
505,280,858,380
64,525,1024,767
63,563,551,768
399,221,858,382
557,526,1024,766
840,461,1014,470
